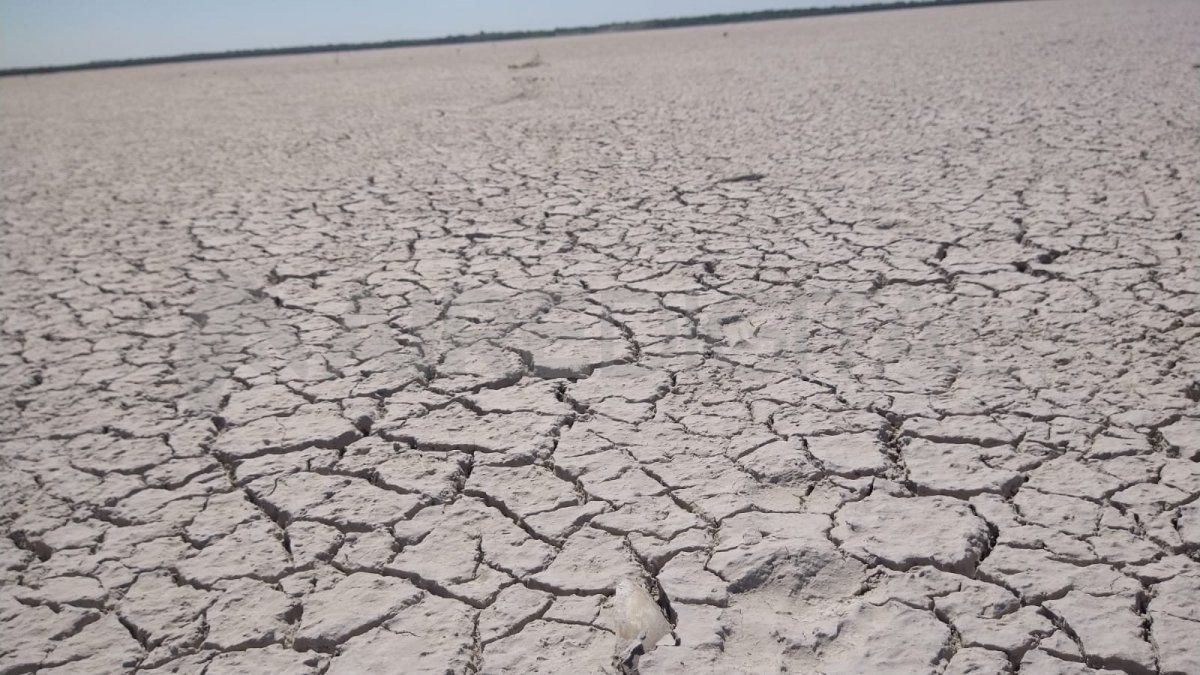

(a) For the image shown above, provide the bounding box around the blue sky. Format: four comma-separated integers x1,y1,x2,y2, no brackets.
1,0,882,69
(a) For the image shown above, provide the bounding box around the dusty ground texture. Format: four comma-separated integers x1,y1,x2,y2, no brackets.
2,0,1199,672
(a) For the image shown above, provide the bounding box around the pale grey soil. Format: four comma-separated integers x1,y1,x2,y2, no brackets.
2,0,1199,672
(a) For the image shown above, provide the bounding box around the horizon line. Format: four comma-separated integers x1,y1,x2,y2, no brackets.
0,0,1024,78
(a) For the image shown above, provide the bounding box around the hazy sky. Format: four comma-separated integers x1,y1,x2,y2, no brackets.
1,0,886,69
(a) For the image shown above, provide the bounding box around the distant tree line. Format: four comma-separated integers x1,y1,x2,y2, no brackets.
0,0,1027,77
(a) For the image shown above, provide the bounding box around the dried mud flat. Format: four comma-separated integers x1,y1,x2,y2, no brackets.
2,0,1199,673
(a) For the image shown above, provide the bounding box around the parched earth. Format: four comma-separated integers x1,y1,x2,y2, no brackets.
1,0,1199,672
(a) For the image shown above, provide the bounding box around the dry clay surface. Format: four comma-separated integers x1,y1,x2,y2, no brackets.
2,0,1200,673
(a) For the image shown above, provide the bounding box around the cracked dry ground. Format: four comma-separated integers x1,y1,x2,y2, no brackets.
1,1,1199,673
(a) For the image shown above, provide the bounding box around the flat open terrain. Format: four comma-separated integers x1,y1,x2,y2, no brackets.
2,0,1199,672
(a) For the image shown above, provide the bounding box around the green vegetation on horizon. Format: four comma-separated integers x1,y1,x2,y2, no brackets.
0,0,1023,77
